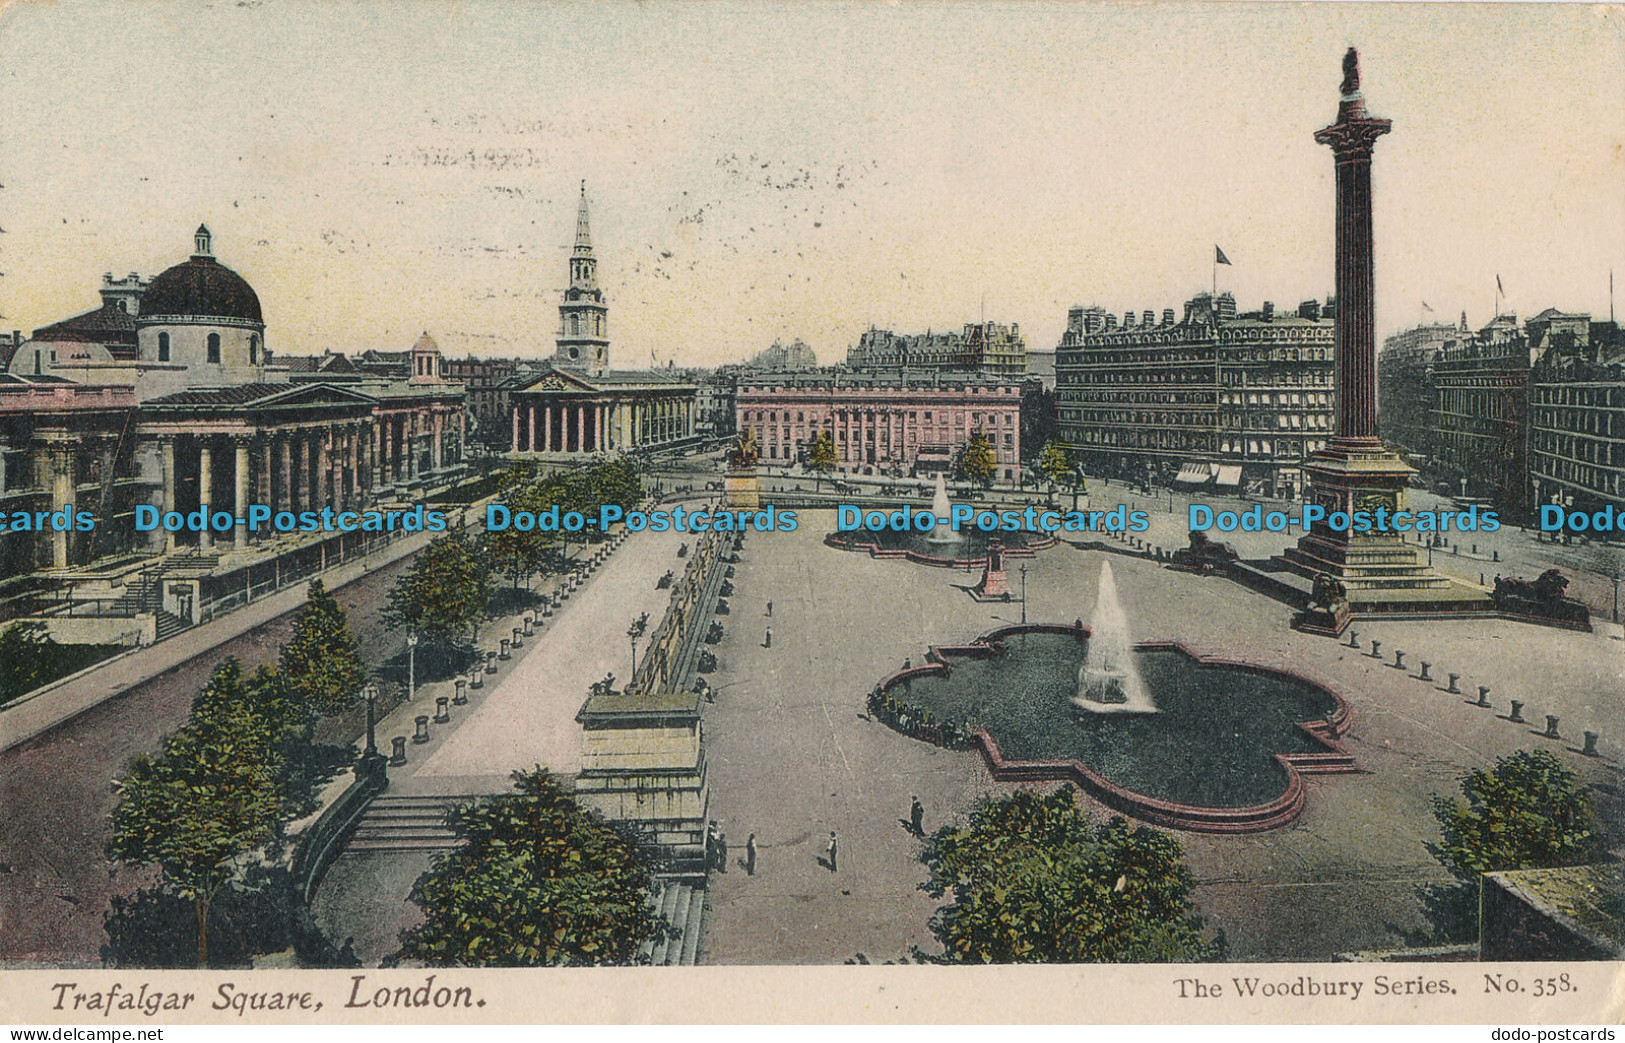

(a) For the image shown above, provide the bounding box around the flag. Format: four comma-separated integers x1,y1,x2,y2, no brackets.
1496,274,1504,295
1215,245,1232,266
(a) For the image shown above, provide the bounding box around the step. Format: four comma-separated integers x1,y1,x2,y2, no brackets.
677,886,706,966
344,837,463,852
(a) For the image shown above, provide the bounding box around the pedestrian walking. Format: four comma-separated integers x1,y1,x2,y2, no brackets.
706,820,719,870
716,832,728,873
764,626,772,648
766,600,773,617
826,830,839,872
745,833,757,876
910,795,924,835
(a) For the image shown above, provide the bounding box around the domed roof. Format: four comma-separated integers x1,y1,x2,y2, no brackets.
139,226,262,324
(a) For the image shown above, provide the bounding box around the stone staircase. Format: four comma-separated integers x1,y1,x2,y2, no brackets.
154,609,190,642
344,795,473,853
640,880,706,966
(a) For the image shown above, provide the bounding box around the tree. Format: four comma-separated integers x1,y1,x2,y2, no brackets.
397,767,664,966
804,430,838,490
957,431,999,490
918,787,1218,963
1036,440,1074,490
384,528,490,648
1415,749,1603,942
108,661,287,966
279,580,367,720
0,621,54,706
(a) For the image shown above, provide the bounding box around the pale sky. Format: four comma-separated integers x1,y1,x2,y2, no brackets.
1,2,1621,366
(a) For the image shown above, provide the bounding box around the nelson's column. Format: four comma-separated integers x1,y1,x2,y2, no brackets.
1279,49,1489,618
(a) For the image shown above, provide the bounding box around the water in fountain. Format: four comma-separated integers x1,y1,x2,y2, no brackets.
927,472,958,544
1074,560,1157,714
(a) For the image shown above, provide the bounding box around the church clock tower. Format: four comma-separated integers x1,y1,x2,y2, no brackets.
553,181,609,376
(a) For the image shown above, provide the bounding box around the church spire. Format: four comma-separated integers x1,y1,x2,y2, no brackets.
574,180,593,254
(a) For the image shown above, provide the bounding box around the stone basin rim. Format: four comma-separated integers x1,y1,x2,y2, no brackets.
878,622,1358,834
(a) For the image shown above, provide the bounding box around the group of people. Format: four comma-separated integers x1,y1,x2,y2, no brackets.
706,821,758,876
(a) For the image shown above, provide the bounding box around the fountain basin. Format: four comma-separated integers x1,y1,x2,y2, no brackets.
873,625,1355,833
825,527,1058,569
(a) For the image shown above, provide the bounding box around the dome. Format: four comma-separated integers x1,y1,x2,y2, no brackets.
139,227,262,324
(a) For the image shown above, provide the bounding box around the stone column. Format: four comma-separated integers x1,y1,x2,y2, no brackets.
260,439,274,517
405,415,417,480
198,439,214,551
278,436,293,513
1315,47,1390,447
433,411,445,471
233,438,250,550
526,402,536,453
306,434,320,511
319,428,333,509
512,404,521,453
50,445,72,569
161,437,179,552
574,403,584,454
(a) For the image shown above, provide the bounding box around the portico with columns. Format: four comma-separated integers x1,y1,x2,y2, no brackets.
509,366,698,456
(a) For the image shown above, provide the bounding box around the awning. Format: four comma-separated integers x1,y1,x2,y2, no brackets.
1174,462,1214,485
1214,465,1243,487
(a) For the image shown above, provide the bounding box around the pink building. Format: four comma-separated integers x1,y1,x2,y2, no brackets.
736,374,1022,479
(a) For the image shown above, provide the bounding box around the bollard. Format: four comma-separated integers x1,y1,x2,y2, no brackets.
1394,650,1406,669
499,638,511,661
512,626,524,648
1447,673,1461,694
1347,629,1360,649
544,601,554,617
1476,685,1491,707
1508,700,1524,723
389,736,408,766
1544,715,1560,739
435,696,450,724
1419,662,1431,681
523,616,534,637
454,678,468,705
1369,639,1381,659
413,715,431,744
470,670,483,690
1582,731,1599,757
486,651,498,674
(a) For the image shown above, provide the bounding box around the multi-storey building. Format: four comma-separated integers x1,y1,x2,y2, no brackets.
442,355,519,448
1427,315,1531,512
846,321,1026,379
1055,293,1336,499
1528,314,1625,519
735,372,1022,479
1377,317,1464,459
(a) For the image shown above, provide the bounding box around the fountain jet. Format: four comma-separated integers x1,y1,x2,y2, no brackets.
927,472,958,544
1074,560,1157,714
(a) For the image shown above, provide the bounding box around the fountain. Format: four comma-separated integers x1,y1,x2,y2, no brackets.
926,472,957,544
1074,560,1157,714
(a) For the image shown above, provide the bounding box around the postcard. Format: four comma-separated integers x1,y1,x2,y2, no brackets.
0,0,1620,1027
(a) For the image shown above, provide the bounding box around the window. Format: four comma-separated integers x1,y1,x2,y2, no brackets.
207,332,221,363
248,334,259,365
157,332,170,362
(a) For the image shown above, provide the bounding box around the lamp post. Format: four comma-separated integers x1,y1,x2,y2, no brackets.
1019,564,1028,625
406,633,419,701
362,683,379,758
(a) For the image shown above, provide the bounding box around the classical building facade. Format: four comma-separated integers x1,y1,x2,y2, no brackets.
846,321,1027,378
508,188,698,456
735,372,1022,479
1,227,469,640
1055,292,1336,498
